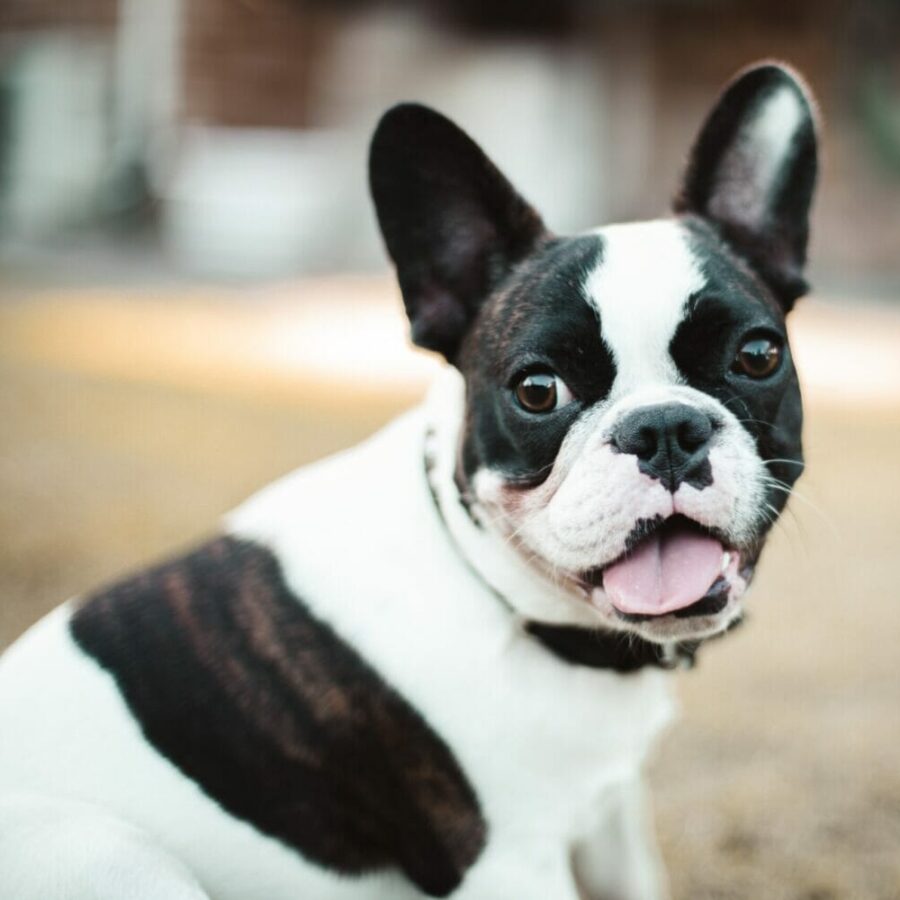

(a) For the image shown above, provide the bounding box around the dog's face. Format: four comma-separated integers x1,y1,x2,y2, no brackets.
371,63,817,643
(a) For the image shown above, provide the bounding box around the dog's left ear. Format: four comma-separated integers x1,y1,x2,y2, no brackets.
369,103,546,361
674,63,819,309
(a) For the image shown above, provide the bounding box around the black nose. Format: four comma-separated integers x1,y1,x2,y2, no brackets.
611,403,715,492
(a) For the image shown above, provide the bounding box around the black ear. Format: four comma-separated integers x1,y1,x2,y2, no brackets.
674,63,819,309
369,104,546,361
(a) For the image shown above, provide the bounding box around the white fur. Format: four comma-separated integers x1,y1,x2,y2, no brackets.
0,792,211,900
709,85,805,229
584,219,704,394
0,404,675,899
425,368,601,628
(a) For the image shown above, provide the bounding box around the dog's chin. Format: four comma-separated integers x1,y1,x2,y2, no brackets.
553,515,757,643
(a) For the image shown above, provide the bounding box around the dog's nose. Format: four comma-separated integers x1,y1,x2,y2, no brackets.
611,403,715,492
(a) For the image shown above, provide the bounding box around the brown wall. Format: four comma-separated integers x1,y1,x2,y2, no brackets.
181,0,339,129
0,0,116,30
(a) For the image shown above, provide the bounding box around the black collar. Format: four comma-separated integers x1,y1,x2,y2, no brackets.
525,621,699,673
423,441,701,673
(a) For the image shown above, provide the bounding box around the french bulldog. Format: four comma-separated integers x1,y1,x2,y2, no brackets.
0,61,816,899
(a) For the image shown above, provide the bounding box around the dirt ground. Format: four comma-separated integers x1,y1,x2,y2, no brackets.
1,291,899,899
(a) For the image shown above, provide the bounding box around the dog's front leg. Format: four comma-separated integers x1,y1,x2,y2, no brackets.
571,774,669,900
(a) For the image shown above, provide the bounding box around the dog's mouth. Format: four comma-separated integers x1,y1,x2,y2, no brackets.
579,515,741,621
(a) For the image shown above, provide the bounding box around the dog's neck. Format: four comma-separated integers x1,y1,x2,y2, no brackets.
422,369,699,673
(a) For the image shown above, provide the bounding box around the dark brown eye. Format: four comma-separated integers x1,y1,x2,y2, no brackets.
733,336,783,378
514,371,572,413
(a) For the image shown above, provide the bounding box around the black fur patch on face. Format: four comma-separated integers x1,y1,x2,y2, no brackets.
624,516,666,553
70,537,485,898
683,456,714,491
672,218,804,521
456,234,612,486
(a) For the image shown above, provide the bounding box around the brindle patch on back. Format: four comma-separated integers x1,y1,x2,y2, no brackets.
70,536,485,898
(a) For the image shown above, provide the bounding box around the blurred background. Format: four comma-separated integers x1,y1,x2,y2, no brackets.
1,1,899,898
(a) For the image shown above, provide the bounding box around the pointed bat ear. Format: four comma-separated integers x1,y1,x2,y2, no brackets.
369,104,546,362
674,62,819,310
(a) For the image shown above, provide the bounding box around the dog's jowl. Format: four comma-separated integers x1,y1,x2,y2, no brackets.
0,62,817,900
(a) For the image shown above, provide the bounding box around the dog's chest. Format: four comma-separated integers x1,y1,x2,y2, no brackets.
225,410,676,835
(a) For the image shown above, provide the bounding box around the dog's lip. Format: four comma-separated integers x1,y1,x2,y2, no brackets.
576,514,741,619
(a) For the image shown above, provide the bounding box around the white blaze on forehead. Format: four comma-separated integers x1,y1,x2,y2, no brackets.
709,85,806,229
583,220,705,393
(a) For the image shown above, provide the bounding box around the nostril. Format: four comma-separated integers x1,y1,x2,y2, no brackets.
612,422,658,459
634,426,658,460
676,416,713,453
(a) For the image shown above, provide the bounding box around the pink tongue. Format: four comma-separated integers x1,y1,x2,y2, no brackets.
603,526,724,616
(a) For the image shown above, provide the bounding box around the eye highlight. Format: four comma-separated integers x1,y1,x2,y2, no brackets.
513,371,574,414
732,335,783,379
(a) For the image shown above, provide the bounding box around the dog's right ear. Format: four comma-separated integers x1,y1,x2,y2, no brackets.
369,104,546,362
674,63,819,310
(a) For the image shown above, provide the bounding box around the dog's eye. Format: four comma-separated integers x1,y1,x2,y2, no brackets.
732,336,782,379
514,371,574,413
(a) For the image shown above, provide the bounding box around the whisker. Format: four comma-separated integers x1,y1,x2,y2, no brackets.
735,415,776,430
759,475,840,544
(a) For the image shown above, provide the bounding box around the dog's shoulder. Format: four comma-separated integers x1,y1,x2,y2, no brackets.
0,410,488,896
67,527,486,897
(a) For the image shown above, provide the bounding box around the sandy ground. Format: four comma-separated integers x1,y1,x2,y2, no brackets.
1,286,899,899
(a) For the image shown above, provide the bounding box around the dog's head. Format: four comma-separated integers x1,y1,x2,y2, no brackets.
370,63,817,644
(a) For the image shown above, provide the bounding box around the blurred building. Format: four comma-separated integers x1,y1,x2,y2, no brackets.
0,0,898,288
